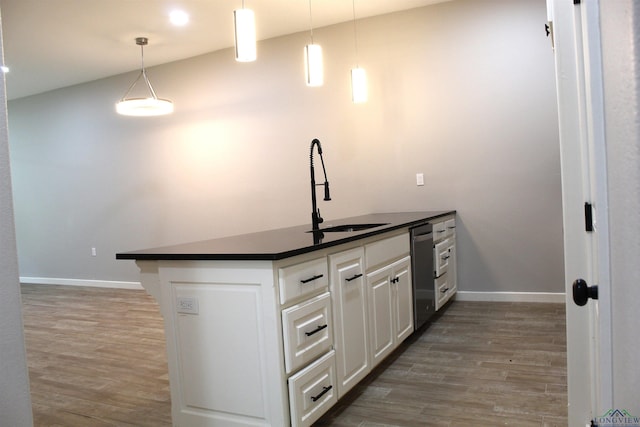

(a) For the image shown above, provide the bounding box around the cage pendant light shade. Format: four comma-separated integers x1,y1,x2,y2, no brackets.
234,8,256,62
351,67,367,103
305,44,323,87
116,37,173,117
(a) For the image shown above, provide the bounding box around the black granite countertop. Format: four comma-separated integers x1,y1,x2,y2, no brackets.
115,211,455,261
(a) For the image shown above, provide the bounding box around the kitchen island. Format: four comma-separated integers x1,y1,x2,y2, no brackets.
117,211,455,427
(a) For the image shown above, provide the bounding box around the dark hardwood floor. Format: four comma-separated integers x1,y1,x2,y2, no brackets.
21,284,567,427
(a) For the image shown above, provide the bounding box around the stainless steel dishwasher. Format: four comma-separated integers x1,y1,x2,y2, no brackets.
410,223,435,330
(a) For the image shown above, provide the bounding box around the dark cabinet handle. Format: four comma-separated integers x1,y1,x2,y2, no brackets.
345,273,363,282
447,225,456,229
310,385,333,402
441,287,449,293
442,255,450,260
391,277,399,284
300,274,324,284
305,324,328,336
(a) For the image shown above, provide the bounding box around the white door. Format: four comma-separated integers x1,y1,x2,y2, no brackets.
550,0,613,425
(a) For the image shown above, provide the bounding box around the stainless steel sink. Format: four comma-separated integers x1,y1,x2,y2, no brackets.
308,223,389,233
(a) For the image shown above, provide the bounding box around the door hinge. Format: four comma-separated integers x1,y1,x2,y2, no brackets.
545,21,555,49
584,202,594,232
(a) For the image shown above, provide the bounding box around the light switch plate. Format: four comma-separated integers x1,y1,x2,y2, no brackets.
176,297,199,314
416,173,424,186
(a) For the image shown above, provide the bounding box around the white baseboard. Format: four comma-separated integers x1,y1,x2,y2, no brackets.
455,291,565,303
20,277,143,290
18,278,564,302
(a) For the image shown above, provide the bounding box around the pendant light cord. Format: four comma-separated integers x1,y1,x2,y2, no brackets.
308,0,315,43
352,0,359,67
139,42,145,72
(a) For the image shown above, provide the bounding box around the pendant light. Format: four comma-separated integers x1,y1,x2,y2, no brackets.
305,0,323,87
234,0,256,62
350,0,367,103
116,37,173,117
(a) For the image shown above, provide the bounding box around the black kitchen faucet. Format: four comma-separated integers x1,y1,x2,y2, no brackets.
309,138,331,231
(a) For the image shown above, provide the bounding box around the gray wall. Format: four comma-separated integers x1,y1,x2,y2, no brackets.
8,0,564,293
0,12,34,426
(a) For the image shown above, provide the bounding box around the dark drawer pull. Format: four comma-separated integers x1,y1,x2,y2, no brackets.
441,287,449,293
300,274,324,284
442,255,450,260
310,385,333,402
345,273,363,282
447,226,456,229
305,324,328,336
391,277,399,284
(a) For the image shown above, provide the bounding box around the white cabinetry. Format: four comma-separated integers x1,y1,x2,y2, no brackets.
287,350,337,427
366,256,413,366
151,260,289,427
433,215,457,310
392,257,414,343
366,264,394,365
278,256,336,427
329,247,369,397
282,292,333,374
364,233,413,367
135,229,419,427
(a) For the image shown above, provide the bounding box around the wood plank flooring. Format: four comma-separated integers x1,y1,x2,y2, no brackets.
21,284,171,427
20,284,567,427
316,301,567,426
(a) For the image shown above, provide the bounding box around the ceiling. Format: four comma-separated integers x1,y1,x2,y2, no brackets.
0,0,450,101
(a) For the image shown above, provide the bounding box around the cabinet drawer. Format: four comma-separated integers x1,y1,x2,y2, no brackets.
435,273,452,310
365,233,409,271
288,350,337,427
279,258,329,305
434,238,451,278
282,292,333,374
435,274,456,310
433,221,447,242
444,218,456,239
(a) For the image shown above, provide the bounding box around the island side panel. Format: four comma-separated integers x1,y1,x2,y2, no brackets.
139,260,289,427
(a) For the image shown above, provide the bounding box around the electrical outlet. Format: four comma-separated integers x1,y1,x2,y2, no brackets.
416,173,425,186
91,247,97,257
176,297,199,315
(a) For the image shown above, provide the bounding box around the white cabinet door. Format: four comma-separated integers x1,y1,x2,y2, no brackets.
367,256,414,368
392,256,413,344
366,266,394,367
329,247,370,397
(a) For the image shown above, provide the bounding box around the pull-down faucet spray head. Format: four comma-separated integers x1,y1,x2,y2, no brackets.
310,138,331,230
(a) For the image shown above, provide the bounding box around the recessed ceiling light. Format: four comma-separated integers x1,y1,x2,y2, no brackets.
169,10,189,26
